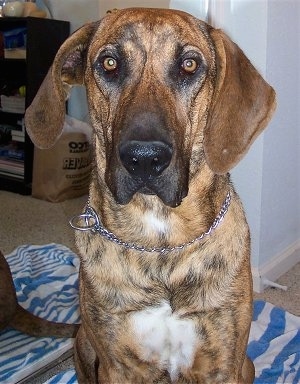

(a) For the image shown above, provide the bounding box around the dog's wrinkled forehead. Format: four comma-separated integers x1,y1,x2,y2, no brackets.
88,8,214,67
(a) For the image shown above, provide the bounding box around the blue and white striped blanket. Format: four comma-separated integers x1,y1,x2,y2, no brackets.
249,300,300,383
0,244,80,384
0,244,299,383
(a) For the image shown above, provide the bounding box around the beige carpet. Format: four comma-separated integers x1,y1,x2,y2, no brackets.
1,189,299,317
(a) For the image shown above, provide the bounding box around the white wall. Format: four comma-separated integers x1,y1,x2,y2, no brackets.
208,0,269,272
261,0,300,263
98,0,169,17
258,0,300,288
209,0,300,290
43,0,100,31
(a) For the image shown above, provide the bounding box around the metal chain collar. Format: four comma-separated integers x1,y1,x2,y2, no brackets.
69,192,231,254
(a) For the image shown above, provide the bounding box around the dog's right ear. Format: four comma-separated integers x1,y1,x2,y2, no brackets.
25,22,97,148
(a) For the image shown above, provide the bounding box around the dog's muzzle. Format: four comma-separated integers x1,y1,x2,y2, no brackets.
105,138,188,207
117,138,187,206
105,111,189,207
119,140,173,182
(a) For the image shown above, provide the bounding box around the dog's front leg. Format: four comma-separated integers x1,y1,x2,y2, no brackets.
241,356,255,384
74,325,98,384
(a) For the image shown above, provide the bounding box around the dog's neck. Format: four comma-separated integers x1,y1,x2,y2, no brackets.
70,191,231,254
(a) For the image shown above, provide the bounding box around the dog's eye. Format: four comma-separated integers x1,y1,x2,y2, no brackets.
181,58,198,74
102,57,118,72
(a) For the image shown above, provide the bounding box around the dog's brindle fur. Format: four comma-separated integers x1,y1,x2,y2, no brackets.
0,251,79,338
25,8,276,383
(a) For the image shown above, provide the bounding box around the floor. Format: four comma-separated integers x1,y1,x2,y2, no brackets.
0,190,299,382
0,190,84,256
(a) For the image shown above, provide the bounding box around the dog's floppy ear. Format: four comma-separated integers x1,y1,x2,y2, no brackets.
204,29,276,174
25,22,97,148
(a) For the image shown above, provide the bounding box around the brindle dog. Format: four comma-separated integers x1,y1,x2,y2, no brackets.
25,8,276,384
0,251,78,337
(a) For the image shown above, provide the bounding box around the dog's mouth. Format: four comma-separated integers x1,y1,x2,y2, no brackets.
106,169,188,208
140,186,155,195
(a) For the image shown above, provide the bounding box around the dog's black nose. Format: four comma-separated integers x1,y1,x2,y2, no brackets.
119,140,172,179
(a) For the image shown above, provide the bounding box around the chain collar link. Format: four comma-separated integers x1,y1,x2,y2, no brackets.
69,192,231,254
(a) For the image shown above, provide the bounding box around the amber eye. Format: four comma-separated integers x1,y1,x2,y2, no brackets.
181,58,198,74
102,57,118,72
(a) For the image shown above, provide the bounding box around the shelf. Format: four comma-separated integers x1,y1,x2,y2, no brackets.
0,173,31,194
0,57,26,63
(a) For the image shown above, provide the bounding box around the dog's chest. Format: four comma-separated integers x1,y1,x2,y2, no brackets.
130,302,198,380
142,211,169,235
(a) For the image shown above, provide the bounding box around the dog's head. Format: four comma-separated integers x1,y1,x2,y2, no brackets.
25,8,276,208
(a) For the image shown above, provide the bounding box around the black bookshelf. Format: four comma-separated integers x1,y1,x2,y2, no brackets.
0,17,69,194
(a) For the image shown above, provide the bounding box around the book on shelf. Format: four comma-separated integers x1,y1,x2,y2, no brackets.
4,48,26,60
7,147,24,160
0,169,24,179
0,119,25,143
0,94,25,114
0,158,24,178
11,128,25,142
0,121,25,177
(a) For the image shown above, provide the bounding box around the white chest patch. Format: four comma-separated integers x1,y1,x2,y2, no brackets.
131,302,198,380
142,212,169,235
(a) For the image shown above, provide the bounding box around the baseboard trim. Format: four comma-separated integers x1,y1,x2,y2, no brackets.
252,239,300,293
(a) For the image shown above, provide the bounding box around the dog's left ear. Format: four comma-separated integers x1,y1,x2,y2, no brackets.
204,29,276,174
25,22,97,148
